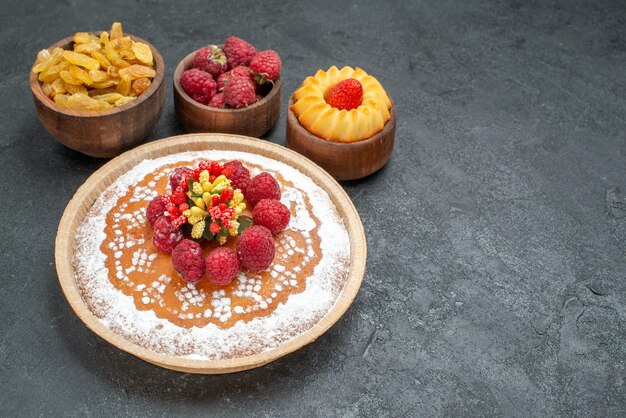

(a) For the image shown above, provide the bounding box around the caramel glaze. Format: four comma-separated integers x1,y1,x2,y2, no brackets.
101,160,322,329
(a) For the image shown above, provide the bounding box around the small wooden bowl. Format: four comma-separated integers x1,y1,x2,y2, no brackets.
30,33,166,158
286,98,396,181
173,48,281,137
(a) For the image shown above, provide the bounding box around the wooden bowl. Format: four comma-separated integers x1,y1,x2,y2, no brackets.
55,133,366,374
29,33,166,158
286,98,396,181
173,48,281,137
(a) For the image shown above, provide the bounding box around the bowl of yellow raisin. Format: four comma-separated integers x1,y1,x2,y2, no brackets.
30,22,166,158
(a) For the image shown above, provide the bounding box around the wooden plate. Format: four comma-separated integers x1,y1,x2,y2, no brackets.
55,133,366,374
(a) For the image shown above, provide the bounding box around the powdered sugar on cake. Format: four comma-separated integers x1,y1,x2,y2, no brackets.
72,151,350,360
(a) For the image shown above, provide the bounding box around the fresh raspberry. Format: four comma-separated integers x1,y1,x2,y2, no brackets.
236,225,275,271
253,199,291,234
171,239,205,283
249,50,281,83
209,93,225,108
152,216,183,253
191,45,227,79
224,36,257,69
146,195,170,226
246,172,281,207
222,160,251,193
223,75,257,108
216,72,229,91
170,167,194,191
326,78,363,110
180,68,217,105
217,67,255,91
231,66,255,83
205,247,240,285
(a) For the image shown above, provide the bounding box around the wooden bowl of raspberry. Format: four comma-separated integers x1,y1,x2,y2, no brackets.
29,24,166,158
173,37,282,138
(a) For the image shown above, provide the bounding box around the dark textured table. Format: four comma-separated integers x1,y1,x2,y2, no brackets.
2,0,625,416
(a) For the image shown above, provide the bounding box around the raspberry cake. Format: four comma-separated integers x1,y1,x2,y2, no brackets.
72,150,351,361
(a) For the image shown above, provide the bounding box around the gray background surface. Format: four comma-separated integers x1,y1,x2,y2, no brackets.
1,0,625,416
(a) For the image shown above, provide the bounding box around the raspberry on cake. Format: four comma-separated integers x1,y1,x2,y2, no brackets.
152,216,183,253
253,199,291,234
222,160,251,193
169,167,194,191
246,172,281,207
236,225,275,271
205,247,240,285
146,195,170,226
172,239,206,283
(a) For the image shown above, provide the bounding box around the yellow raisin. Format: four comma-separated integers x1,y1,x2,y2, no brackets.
53,94,71,108
73,32,91,44
118,64,156,80
131,77,151,95
36,49,51,64
114,96,136,107
131,42,153,66
119,36,133,49
69,65,93,85
38,61,70,82
91,93,124,103
88,87,116,97
65,82,88,95
66,93,105,110
91,51,111,69
119,49,135,61
92,79,118,89
74,42,101,54
51,78,67,95
32,47,63,73
104,41,130,68
116,75,131,95
110,22,123,40
62,50,100,70
41,82,53,98
106,65,119,78
100,31,109,45
97,100,114,110
59,70,82,86
88,69,109,83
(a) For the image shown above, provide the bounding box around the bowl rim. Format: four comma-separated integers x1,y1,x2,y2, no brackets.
29,31,165,118
287,96,397,148
173,47,282,113
55,133,366,373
